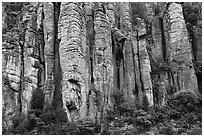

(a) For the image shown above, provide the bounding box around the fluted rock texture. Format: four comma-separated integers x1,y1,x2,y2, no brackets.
58,2,88,122
2,2,201,129
166,3,198,93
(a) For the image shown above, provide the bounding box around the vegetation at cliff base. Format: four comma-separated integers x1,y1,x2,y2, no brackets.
3,90,202,135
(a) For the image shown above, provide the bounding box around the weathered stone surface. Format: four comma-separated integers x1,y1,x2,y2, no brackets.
119,2,136,103
192,26,202,62
145,2,163,61
2,3,7,31
2,86,18,130
166,2,198,93
2,50,21,92
2,47,21,130
93,2,113,123
137,18,154,107
107,3,125,93
22,4,39,116
43,2,55,106
106,2,116,28
36,2,45,89
79,3,89,120
84,2,95,121
2,2,201,129
59,2,88,122
145,3,168,106
132,28,143,106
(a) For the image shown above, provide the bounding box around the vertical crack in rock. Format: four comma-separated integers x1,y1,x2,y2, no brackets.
53,2,63,109
36,2,45,89
84,2,95,121
137,18,154,107
93,2,113,125
132,27,143,106
145,3,167,107
111,28,126,90
29,2,46,110
22,3,39,117
43,2,55,107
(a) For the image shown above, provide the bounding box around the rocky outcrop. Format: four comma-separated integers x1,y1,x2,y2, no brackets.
2,47,21,130
2,2,201,130
84,2,95,121
93,2,113,123
165,2,198,93
119,2,136,103
144,2,168,106
107,3,118,93
58,2,88,122
21,3,39,117
43,2,55,107
137,18,154,107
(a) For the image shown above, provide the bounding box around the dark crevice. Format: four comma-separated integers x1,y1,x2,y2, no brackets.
111,32,120,91
87,8,95,86
66,100,78,112
111,28,126,88
53,2,62,109
176,71,181,91
68,79,81,89
171,71,175,90
136,30,144,93
159,17,167,62
18,15,27,114
37,9,45,88
117,67,120,89
90,57,94,84
19,43,24,114
131,42,138,98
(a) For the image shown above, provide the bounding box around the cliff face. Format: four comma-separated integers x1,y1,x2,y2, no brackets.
2,2,202,129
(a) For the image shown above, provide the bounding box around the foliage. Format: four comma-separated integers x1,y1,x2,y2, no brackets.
104,89,202,135
182,2,201,26
4,107,101,135
2,2,29,33
30,88,44,110
167,91,201,115
131,3,146,25
3,88,202,135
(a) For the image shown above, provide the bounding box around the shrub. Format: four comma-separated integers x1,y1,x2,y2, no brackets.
39,107,55,124
167,91,199,115
54,108,68,123
158,125,175,135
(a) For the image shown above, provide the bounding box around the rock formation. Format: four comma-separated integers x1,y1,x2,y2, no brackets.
2,2,201,130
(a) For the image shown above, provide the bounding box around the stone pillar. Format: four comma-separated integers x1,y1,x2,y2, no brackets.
167,2,198,93
59,2,88,122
